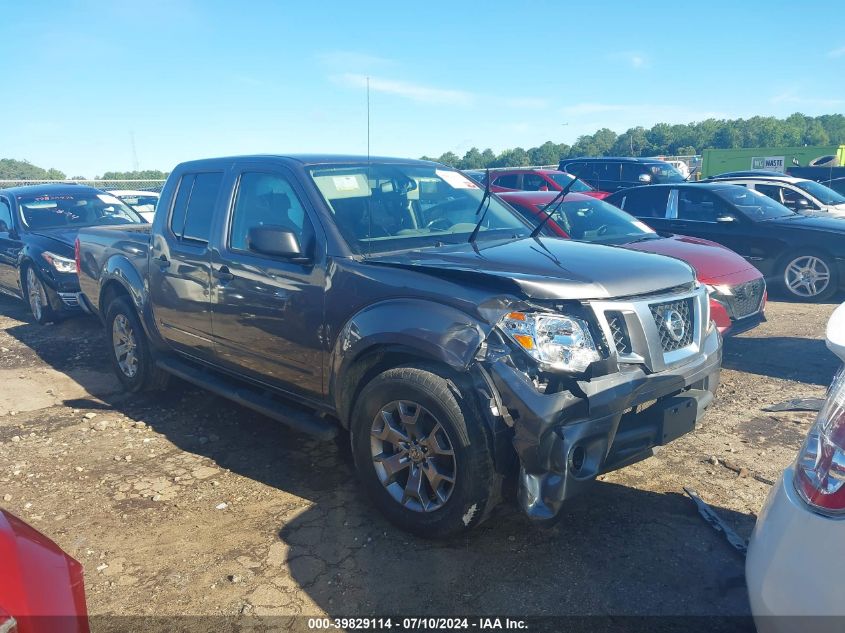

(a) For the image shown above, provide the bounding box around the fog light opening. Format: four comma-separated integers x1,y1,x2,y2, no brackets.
570,446,586,475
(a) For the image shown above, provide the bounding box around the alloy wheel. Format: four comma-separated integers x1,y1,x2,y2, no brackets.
26,268,45,322
370,400,457,513
112,314,139,378
784,255,831,298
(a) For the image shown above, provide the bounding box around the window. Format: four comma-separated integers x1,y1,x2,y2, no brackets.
562,162,585,176
677,189,725,222
16,192,142,229
594,162,621,186
754,184,785,205
621,163,647,182
522,174,549,191
230,172,313,255
170,172,223,243
0,198,12,233
621,188,669,217
492,174,519,189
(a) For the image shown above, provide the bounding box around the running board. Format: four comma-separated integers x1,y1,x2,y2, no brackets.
155,356,338,439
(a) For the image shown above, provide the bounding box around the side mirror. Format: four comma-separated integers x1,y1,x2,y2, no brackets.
827,303,845,362
715,215,737,223
638,174,652,183
247,226,310,263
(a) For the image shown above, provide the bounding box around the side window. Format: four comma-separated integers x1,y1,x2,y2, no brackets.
782,187,817,210
563,162,584,176
677,189,726,222
229,172,314,255
0,198,12,233
492,174,519,189
754,184,784,205
597,162,621,184
522,174,548,191
626,188,670,218
621,163,646,182
169,172,223,243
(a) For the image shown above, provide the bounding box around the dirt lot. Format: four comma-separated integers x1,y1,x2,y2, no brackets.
0,294,841,628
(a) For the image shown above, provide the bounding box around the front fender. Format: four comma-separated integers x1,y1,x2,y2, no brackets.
328,298,492,412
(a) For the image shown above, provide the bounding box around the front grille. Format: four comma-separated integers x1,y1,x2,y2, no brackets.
650,298,694,352
606,311,631,355
57,292,79,308
728,278,765,319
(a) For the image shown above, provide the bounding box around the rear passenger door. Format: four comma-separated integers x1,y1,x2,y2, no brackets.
210,166,326,400
149,171,223,360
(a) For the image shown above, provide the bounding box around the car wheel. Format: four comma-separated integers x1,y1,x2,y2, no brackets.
24,266,57,325
351,364,499,538
780,252,838,302
105,296,168,392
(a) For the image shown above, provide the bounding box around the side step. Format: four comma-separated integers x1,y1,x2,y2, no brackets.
155,356,338,440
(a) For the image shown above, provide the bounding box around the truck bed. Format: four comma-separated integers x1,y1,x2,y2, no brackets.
76,224,152,316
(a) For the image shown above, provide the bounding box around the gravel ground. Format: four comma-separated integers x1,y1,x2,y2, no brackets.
0,293,841,627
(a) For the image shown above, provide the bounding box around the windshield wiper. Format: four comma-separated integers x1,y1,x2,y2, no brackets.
467,168,493,245
530,176,579,238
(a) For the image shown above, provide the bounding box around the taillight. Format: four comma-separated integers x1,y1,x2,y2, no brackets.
0,607,18,633
74,238,81,275
794,369,845,516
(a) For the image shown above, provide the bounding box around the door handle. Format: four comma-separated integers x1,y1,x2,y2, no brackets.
157,255,170,269
214,266,235,282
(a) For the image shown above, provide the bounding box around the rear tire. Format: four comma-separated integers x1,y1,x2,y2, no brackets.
24,266,57,325
779,251,838,302
350,364,499,538
105,296,168,392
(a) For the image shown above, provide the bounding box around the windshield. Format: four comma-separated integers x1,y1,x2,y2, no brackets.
17,191,143,229
541,197,656,244
307,164,530,254
796,180,845,205
647,163,685,183
547,173,594,192
712,186,795,220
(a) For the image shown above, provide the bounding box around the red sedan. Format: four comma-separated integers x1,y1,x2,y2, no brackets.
0,510,89,633
472,168,610,199
499,191,766,335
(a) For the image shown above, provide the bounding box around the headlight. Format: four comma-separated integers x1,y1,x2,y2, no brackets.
499,311,600,372
705,284,733,298
41,251,77,274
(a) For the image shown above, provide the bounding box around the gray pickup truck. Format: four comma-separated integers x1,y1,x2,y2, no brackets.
76,155,722,537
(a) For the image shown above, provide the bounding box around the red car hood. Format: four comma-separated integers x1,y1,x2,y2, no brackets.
623,234,761,284
0,510,88,632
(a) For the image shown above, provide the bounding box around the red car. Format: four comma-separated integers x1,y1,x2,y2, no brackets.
473,168,610,199
499,191,766,335
0,510,89,633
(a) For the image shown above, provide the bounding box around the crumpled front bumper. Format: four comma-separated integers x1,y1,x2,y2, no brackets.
484,326,722,520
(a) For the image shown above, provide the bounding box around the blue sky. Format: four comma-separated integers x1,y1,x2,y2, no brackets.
2,0,844,177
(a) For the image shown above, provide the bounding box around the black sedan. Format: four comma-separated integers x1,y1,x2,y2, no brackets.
0,184,144,323
606,183,845,302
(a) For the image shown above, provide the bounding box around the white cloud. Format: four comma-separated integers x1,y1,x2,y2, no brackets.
560,103,628,116
827,45,845,58
608,51,650,69
333,73,475,106
317,51,396,69
771,91,845,107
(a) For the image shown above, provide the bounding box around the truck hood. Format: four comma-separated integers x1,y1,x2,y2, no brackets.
766,213,845,232
367,237,695,300
621,234,757,283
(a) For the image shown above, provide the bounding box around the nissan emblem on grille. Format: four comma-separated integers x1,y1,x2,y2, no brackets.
650,298,695,352
663,309,686,343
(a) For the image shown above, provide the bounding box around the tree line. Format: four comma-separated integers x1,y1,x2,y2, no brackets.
0,158,168,181
421,112,845,169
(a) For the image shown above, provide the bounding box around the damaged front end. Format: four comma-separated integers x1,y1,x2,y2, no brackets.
473,283,722,520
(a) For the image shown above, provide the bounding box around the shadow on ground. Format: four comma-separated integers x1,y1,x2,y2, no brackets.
722,335,838,386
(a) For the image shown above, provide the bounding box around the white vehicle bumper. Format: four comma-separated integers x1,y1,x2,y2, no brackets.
746,467,845,633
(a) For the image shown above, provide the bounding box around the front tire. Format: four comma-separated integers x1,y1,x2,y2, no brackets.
351,364,499,538
24,266,57,325
105,296,168,392
780,251,838,302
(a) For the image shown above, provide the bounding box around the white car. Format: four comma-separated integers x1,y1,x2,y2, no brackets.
107,190,159,223
711,175,845,217
746,302,845,632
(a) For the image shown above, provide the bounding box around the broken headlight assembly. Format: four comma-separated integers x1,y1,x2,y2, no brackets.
499,311,600,373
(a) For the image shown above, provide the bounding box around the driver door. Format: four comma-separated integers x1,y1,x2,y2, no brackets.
0,195,23,296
